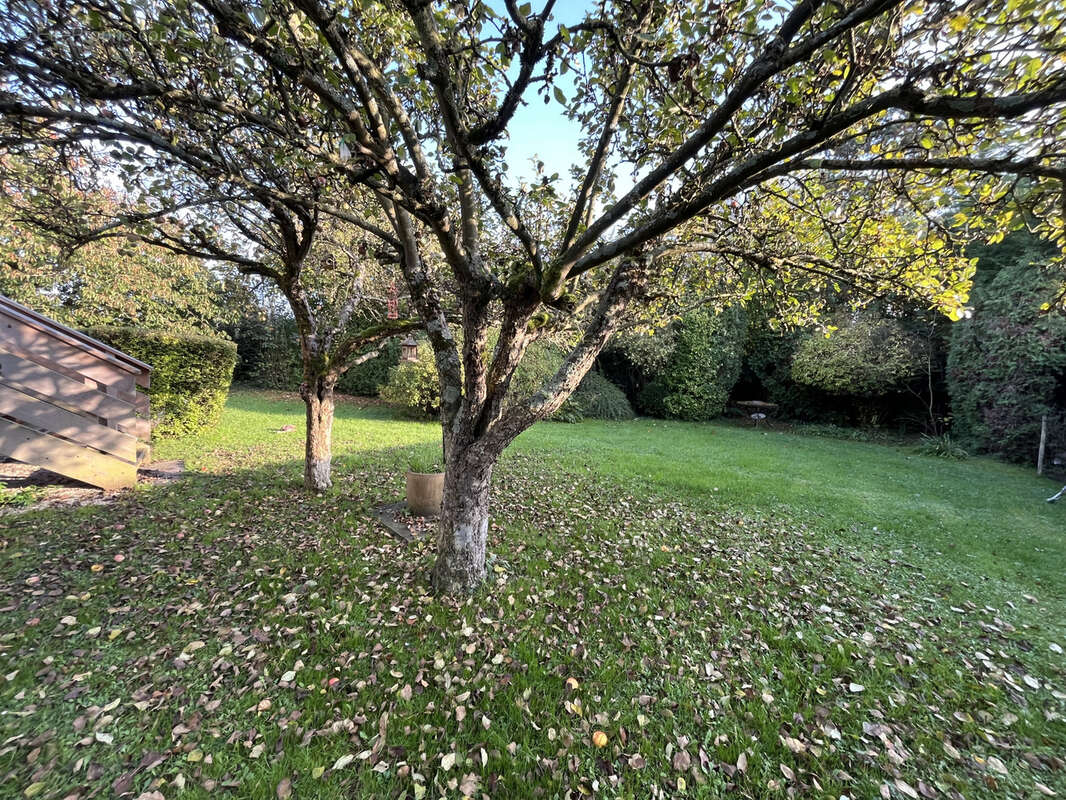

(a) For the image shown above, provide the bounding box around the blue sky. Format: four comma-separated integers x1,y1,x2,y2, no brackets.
496,0,592,184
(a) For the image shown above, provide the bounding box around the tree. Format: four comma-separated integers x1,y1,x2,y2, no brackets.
0,157,230,335
0,35,421,491
3,0,1064,592
948,231,1066,461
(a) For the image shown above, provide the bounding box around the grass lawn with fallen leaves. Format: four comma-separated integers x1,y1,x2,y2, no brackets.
2,388,1064,800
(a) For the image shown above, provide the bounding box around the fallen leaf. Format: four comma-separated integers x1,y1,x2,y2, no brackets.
276,777,292,799
895,779,919,798
986,756,1008,775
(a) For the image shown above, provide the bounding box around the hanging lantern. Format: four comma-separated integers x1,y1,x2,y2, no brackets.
401,336,419,362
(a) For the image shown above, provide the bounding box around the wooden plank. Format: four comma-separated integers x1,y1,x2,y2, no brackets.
0,349,150,439
0,417,137,490
0,308,137,394
0,385,137,462
0,295,152,375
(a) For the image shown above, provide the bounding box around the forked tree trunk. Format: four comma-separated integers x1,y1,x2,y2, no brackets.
431,446,496,594
301,373,337,491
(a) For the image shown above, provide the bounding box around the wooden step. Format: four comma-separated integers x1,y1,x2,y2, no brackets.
0,307,138,400
0,349,150,439
0,384,138,462
0,417,138,490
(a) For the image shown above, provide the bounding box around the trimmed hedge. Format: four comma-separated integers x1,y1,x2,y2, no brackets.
85,326,237,437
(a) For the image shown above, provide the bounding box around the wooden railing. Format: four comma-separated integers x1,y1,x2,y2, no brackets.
0,296,152,490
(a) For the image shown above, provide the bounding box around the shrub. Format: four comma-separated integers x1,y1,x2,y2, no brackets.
915,433,969,460
947,232,1066,462
379,344,441,418
84,326,237,437
791,316,928,397
561,371,635,422
640,307,747,421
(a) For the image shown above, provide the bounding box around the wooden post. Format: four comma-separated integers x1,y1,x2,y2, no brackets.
1038,414,1048,475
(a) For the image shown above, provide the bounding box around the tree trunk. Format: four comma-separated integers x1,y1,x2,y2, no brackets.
301,373,337,491
431,446,495,595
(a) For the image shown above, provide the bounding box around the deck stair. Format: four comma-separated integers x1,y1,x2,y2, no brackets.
0,295,152,490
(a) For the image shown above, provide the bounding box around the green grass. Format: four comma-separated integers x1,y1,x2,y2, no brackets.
2,389,1064,800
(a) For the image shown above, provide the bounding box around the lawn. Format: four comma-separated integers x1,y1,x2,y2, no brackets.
2,389,1064,799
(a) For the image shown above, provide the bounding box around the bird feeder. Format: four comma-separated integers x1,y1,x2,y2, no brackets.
401,336,419,362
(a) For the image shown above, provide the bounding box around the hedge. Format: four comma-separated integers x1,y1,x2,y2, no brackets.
379,334,634,422
85,326,237,437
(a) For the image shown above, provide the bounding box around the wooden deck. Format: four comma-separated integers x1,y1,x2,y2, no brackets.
0,296,152,490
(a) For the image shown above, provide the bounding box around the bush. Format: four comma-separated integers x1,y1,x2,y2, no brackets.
640,307,746,420
791,316,927,397
379,344,441,418
85,326,237,437
947,232,1066,462
560,370,635,422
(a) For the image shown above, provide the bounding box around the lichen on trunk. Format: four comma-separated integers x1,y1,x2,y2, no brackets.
431,448,494,595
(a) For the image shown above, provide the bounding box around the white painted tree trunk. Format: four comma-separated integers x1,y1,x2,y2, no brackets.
302,375,336,492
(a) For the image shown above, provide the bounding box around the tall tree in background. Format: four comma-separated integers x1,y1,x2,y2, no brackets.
0,156,231,334
2,0,1064,592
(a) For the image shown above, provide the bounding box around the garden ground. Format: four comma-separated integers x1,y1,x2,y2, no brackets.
1,389,1064,799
